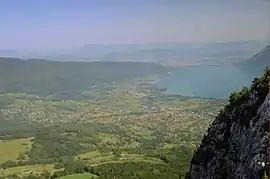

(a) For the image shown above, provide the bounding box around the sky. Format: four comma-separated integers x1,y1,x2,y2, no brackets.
0,0,269,50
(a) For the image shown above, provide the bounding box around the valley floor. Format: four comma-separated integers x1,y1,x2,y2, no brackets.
0,76,226,179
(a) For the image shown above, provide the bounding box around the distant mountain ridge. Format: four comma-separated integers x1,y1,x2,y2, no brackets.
238,44,270,77
0,40,266,63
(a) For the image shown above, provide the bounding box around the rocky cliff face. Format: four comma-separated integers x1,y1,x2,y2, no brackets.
186,69,270,179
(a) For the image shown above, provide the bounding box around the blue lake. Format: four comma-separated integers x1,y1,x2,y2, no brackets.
155,64,253,99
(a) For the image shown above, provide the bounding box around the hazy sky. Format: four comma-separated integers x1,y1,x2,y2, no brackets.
0,0,269,50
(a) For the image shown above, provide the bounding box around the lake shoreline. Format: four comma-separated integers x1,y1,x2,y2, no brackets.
153,64,252,99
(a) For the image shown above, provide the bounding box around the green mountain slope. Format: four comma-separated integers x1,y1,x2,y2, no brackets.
0,58,170,98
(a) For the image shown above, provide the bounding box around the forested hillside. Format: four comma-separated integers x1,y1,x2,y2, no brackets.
0,58,171,97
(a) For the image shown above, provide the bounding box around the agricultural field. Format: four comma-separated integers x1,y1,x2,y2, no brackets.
0,77,226,179
60,173,99,179
0,164,55,177
0,138,34,164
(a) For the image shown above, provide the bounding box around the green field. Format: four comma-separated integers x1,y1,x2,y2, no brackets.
60,173,99,179
75,150,164,167
0,164,55,177
0,138,34,163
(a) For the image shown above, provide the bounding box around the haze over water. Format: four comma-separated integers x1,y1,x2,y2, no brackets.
156,64,252,99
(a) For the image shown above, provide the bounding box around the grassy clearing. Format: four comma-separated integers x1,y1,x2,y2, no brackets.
75,150,101,160
124,154,164,164
60,173,99,179
88,155,164,167
76,150,164,167
89,161,124,167
0,164,55,176
0,137,34,163
163,143,177,149
98,133,118,144
76,151,114,165
85,156,115,165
